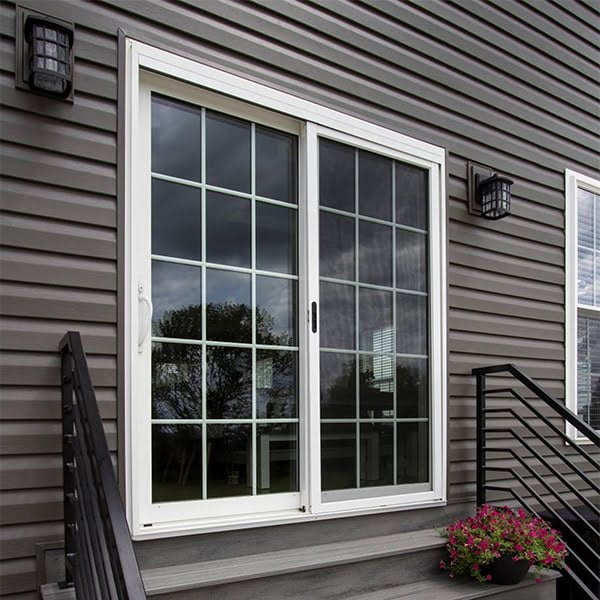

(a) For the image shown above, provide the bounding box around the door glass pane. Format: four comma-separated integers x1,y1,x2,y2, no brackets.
257,424,298,494
152,261,201,339
152,425,202,502
256,202,297,275
321,423,356,490
319,138,355,213
360,423,393,487
206,111,251,192
256,349,298,418
206,269,251,343
396,229,427,292
320,352,356,419
256,126,297,203
206,346,252,419
320,211,355,281
152,95,201,182
152,179,201,260
206,192,251,268
396,163,428,229
207,424,252,498
397,422,429,484
359,221,392,286
320,282,355,350
256,276,297,346
152,342,202,419
150,96,299,504
319,138,431,498
359,150,392,221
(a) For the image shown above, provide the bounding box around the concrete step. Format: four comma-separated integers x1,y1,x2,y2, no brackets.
347,570,559,600
142,528,446,599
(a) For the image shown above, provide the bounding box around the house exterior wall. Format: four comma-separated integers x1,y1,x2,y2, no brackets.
0,0,598,596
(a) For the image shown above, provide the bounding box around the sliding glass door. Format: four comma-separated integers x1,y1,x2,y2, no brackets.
317,136,431,503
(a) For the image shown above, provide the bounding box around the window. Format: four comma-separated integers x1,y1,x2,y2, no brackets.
125,40,446,536
566,170,600,440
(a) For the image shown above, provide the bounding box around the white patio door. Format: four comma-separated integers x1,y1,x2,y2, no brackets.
133,75,304,526
128,64,445,534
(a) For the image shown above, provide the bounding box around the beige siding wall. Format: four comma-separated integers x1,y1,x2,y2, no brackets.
1,0,599,596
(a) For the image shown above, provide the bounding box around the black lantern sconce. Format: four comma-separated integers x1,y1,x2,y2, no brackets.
15,6,74,101
468,161,513,220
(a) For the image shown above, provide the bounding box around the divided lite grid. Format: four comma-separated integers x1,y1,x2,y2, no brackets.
60,331,146,599
474,363,600,600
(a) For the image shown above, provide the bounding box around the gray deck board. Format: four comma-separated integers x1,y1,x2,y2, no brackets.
142,528,445,594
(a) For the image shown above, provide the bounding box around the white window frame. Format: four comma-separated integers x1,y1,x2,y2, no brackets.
124,38,447,539
565,169,600,443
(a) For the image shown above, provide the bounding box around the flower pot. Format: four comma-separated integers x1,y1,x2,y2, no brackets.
483,555,531,585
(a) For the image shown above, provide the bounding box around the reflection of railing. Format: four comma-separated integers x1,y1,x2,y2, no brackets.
473,363,600,600
60,331,146,599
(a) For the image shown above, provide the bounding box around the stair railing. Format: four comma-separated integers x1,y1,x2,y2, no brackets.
59,331,146,599
473,363,600,600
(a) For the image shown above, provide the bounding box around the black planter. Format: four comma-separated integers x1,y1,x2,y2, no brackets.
482,555,531,585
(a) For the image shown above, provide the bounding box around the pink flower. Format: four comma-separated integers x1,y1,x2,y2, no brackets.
472,564,480,571
485,574,492,581
535,578,542,584
439,560,446,569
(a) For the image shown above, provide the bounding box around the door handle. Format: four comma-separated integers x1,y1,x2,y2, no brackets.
311,301,318,333
138,283,153,352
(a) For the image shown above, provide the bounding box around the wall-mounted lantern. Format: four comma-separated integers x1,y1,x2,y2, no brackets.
468,161,513,220
16,6,74,101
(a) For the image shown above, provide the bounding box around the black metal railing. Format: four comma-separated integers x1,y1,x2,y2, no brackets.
473,363,600,600
60,331,146,599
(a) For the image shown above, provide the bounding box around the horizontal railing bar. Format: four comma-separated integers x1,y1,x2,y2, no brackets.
482,387,516,395
484,426,600,496
484,470,600,564
484,485,600,587
501,389,600,471
473,364,600,444
484,454,599,536
484,447,600,518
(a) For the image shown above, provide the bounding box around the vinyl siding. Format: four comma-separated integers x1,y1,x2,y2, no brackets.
0,0,599,595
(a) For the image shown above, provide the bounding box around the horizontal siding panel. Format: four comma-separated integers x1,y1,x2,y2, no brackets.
0,522,63,561
449,221,564,266
369,0,598,117
0,104,116,164
0,387,116,421
449,287,564,323
1,143,115,196
449,331,564,361
449,243,564,285
0,456,63,491
0,177,116,228
409,0,598,99
449,375,564,401
450,354,564,380
0,421,117,455
0,282,116,323
0,247,116,291
0,351,117,387
0,489,62,526
448,265,563,304
459,0,599,79
0,211,116,259
0,317,117,355
449,309,564,341
487,0,599,64
448,199,564,248
0,74,116,133
0,558,37,595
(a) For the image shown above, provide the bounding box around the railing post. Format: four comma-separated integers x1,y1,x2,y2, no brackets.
476,372,486,508
61,349,75,588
